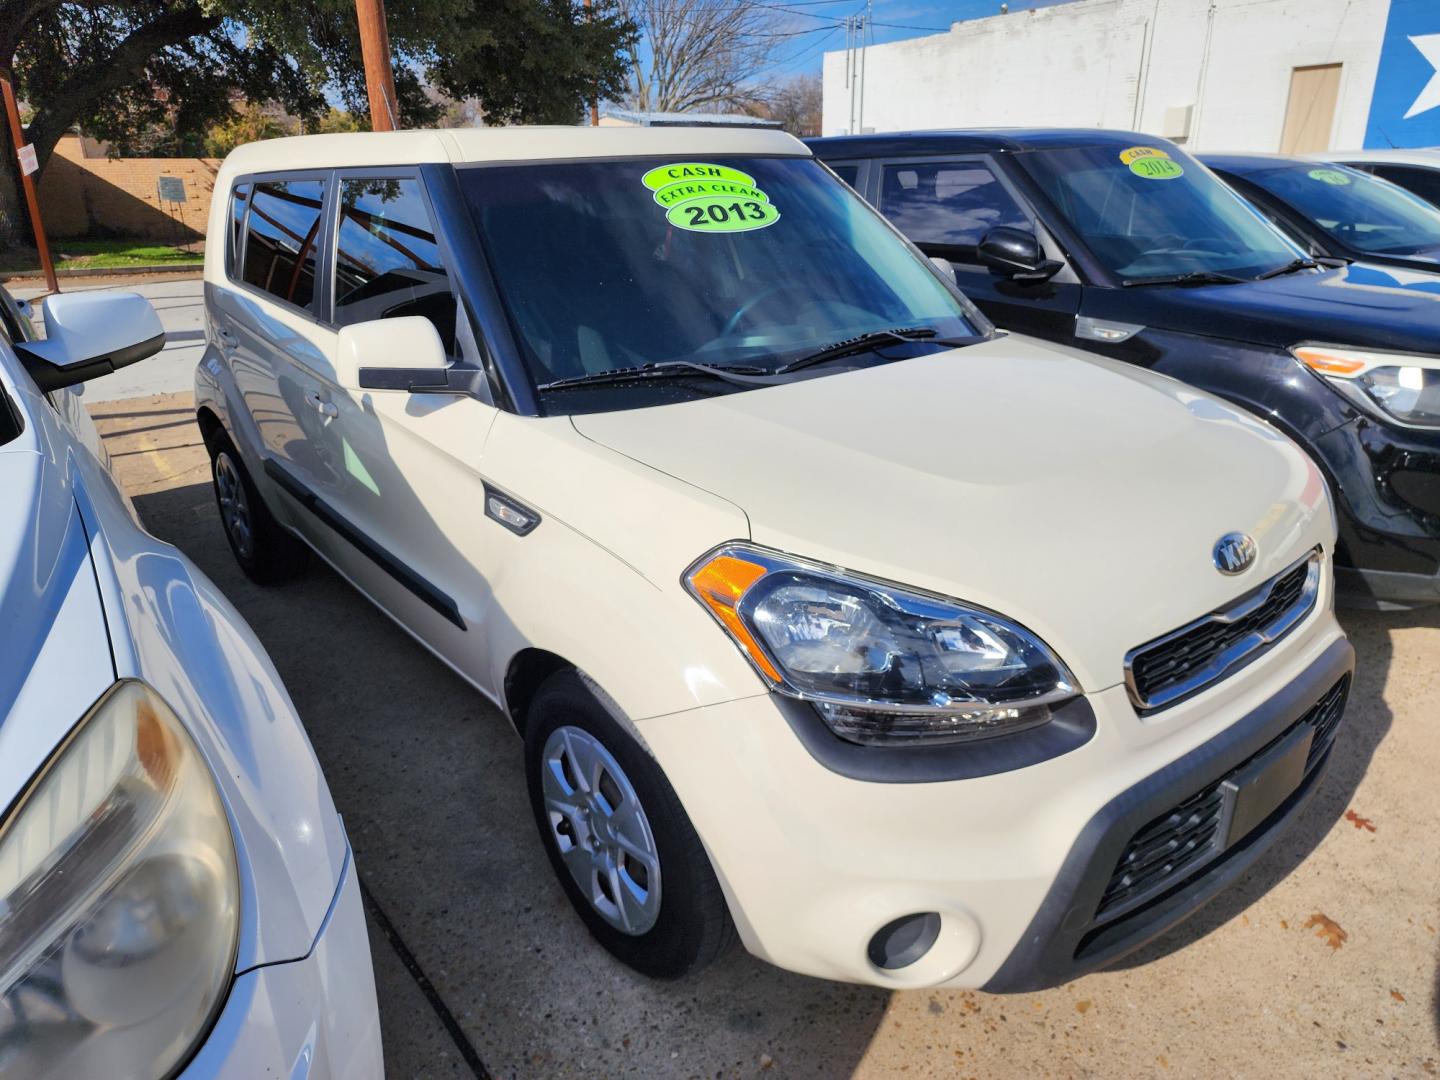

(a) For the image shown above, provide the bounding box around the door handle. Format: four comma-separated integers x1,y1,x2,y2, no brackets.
305,391,338,419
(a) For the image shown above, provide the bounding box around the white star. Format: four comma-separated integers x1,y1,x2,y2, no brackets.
1403,33,1440,120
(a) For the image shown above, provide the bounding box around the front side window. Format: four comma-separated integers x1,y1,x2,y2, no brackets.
1237,164,1440,257
880,160,1029,252
1368,164,1440,210
1019,145,1301,281
333,177,458,354
241,179,326,312
460,156,980,413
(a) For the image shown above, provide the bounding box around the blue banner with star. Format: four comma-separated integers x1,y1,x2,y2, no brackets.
1365,0,1440,148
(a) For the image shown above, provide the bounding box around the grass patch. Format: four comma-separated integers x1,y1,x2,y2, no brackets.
1,238,203,274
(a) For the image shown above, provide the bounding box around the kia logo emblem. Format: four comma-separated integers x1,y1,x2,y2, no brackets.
1213,533,1257,575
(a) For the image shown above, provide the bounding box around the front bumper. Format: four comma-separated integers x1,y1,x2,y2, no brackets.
180,843,382,1079
636,611,1351,990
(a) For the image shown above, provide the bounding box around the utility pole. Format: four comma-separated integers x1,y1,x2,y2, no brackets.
586,0,599,125
0,74,57,294
355,0,400,131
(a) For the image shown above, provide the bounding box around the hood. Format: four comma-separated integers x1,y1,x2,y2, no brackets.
1087,263,1440,355
0,451,116,812
570,336,1333,691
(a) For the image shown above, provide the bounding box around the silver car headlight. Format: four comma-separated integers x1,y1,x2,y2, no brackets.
0,680,239,1080
685,544,1077,746
1295,345,1440,428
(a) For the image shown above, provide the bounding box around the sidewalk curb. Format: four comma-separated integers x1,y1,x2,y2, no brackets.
0,263,203,283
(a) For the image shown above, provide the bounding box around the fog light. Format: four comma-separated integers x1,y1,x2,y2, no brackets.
867,912,942,970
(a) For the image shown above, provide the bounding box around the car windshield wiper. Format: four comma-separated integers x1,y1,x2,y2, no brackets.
772,327,971,376
1255,257,1321,279
1121,270,1248,287
535,359,773,392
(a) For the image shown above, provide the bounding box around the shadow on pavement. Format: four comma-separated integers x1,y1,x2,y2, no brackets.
131,480,890,1078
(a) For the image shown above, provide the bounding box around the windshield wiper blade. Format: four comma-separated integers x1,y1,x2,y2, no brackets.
1255,258,1321,279
1121,270,1247,287
535,359,771,392
773,327,968,376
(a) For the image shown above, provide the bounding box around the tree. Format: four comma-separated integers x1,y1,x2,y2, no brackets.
755,73,822,138
0,0,635,244
620,0,783,113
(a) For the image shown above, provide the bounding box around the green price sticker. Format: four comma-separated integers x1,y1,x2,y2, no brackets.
651,178,770,209
666,195,781,233
1307,168,1352,185
1129,157,1184,180
641,162,755,191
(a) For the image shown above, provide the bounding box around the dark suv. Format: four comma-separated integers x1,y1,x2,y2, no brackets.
811,129,1440,609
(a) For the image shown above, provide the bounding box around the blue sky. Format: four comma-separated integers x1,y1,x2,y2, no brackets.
766,0,1076,77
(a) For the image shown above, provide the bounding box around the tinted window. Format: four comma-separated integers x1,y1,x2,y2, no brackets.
830,164,860,187
879,161,1028,250
1019,146,1299,281
459,156,979,413
228,183,250,276
242,179,326,312
333,178,457,354
1370,164,1440,210
1235,163,1440,257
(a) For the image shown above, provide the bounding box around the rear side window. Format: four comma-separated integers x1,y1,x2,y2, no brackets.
227,183,250,276
880,160,1029,251
830,164,860,187
333,177,458,354
242,179,326,312
1369,164,1440,210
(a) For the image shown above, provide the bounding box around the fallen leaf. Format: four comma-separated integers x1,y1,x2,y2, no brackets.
1157,1055,1170,1068
1344,810,1377,832
1304,912,1348,950
1075,1000,1092,1014
760,1053,775,1070
1280,919,1290,930
1391,990,1406,1003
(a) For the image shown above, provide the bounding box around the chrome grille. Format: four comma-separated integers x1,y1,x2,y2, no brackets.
1125,550,1322,713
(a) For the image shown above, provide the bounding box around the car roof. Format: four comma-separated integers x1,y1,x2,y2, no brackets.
1310,148,1440,167
219,126,809,181
1199,152,1342,175
806,128,1186,158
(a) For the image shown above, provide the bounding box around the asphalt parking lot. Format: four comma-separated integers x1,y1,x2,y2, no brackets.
90,381,1439,1079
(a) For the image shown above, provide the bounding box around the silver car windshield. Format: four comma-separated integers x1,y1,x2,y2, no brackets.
458,156,982,405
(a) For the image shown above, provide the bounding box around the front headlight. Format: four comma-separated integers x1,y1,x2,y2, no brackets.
1295,345,1440,428
685,544,1077,746
0,681,239,1080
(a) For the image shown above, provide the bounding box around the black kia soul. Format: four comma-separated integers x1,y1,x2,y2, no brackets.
810,129,1440,609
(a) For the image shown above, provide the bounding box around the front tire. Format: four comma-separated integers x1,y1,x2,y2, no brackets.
208,433,309,584
524,670,734,979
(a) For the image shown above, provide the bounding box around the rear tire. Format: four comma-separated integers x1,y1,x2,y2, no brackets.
208,433,309,584
524,669,735,979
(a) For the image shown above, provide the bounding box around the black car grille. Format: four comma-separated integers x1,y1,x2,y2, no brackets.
1126,553,1320,712
1094,674,1350,923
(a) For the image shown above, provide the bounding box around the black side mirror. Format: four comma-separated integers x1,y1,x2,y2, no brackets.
977,227,1062,281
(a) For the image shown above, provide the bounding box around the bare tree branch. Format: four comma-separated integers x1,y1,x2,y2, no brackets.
620,0,782,113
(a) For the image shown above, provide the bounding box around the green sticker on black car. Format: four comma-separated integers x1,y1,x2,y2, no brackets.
1307,168,1352,185
645,162,780,233
1129,157,1184,180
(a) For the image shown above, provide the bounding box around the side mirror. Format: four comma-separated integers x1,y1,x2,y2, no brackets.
335,316,453,393
16,292,164,392
977,227,1062,281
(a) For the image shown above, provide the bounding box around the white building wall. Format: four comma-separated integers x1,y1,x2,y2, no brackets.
821,0,1389,151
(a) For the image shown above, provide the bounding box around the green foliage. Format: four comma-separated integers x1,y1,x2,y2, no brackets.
202,103,299,157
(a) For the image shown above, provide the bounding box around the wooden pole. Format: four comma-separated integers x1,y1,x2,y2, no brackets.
354,0,400,132
0,74,57,294
585,0,599,126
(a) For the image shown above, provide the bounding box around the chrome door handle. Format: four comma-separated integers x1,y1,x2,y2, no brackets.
305,391,338,419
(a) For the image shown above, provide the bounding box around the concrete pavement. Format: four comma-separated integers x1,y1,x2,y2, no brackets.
92,390,1440,1079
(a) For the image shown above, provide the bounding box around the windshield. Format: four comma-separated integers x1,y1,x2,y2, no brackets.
1235,163,1440,257
1017,144,1302,282
458,156,981,411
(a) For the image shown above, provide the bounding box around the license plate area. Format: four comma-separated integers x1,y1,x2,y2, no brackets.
1218,723,1314,848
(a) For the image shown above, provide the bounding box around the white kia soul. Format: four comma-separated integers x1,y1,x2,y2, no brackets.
196,127,1353,990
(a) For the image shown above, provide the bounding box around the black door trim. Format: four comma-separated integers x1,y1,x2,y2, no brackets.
263,459,466,631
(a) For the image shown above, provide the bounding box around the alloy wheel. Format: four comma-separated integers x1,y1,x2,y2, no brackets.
214,451,254,561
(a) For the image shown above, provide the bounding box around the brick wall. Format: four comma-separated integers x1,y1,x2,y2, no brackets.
36,135,219,241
